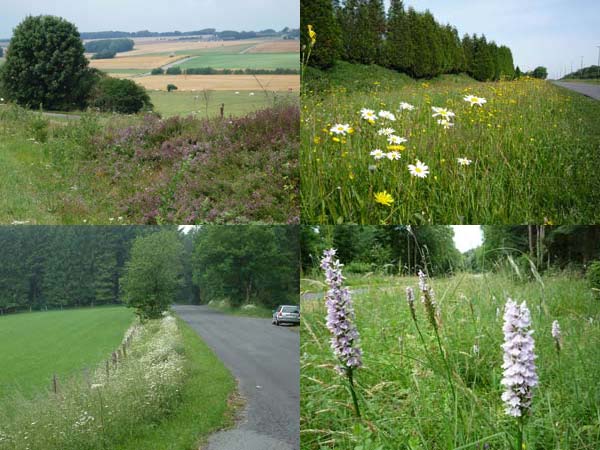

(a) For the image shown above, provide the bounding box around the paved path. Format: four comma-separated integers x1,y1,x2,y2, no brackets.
172,305,299,450
551,81,600,100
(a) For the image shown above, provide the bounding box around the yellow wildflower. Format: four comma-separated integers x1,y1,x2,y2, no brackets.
307,25,316,45
374,191,394,207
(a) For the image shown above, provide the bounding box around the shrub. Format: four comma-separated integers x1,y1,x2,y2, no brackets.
29,114,49,143
165,66,182,75
89,77,153,114
167,83,178,92
587,261,600,292
150,67,164,75
1,15,89,110
91,50,116,59
344,261,373,274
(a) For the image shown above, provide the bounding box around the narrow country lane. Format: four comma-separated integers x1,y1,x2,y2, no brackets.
551,81,600,100
172,305,299,450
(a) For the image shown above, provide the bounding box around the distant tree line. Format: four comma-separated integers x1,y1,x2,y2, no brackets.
78,28,299,41
301,0,515,80
153,66,299,75
0,226,299,316
84,38,134,54
301,226,461,276
562,65,599,80
0,46,3,57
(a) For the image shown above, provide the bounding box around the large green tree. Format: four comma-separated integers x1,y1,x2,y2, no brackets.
301,0,341,69
121,230,184,320
1,15,93,110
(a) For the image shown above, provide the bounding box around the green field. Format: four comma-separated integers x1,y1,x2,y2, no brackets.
99,68,149,75
149,89,296,118
0,307,133,397
301,65,600,224
175,52,299,70
301,272,600,449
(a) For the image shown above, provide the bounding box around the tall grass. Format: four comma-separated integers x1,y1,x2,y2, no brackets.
300,272,600,449
300,77,600,224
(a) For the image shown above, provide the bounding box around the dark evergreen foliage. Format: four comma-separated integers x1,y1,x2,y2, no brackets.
301,0,340,68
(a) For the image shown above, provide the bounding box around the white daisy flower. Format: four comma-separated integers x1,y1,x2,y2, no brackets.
386,151,401,160
330,123,352,135
370,149,386,160
437,119,454,129
360,108,377,121
431,106,455,120
387,135,408,145
398,102,415,111
457,157,472,166
377,127,396,136
463,94,487,107
408,160,429,178
378,110,396,121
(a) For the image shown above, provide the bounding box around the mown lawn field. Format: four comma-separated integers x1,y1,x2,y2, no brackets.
300,272,600,450
301,71,600,224
175,52,299,70
0,307,133,397
149,89,296,118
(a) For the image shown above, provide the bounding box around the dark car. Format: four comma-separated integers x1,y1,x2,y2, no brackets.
272,305,300,326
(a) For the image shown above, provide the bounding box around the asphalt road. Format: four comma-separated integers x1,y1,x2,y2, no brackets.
172,305,299,450
551,81,600,100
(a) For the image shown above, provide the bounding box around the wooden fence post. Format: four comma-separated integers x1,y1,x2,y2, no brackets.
52,374,58,394
220,103,224,118
106,360,110,379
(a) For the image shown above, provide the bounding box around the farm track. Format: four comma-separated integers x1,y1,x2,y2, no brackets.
552,81,600,100
172,305,299,450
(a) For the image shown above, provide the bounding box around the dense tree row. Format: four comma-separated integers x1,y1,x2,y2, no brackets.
301,226,461,276
562,65,599,80
464,226,600,272
301,0,515,80
0,226,299,315
84,38,134,54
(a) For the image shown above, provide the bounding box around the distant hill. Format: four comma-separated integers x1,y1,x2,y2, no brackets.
562,65,600,80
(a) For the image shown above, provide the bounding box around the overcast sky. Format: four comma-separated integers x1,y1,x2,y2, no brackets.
452,226,483,253
393,1,599,79
0,0,299,38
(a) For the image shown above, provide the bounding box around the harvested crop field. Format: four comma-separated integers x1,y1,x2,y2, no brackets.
89,54,188,70
247,40,300,53
130,74,300,91
115,39,261,57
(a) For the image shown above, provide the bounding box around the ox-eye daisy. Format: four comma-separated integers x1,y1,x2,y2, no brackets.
437,119,454,129
370,149,386,160
408,160,429,178
431,106,455,120
457,157,472,166
386,151,401,160
387,135,407,145
463,94,487,107
398,102,415,111
330,123,352,135
378,110,396,121
360,108,377,121
377,127,395,136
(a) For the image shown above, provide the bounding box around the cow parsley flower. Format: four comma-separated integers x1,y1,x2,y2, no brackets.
501,299,538,417
320,249,363,373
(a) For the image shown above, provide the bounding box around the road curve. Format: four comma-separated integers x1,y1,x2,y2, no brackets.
172,305,299,450
551,81,600,100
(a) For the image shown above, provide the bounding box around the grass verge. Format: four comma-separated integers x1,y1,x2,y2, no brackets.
206,302,275,319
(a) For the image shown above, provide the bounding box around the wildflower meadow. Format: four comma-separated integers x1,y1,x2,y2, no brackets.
300,248,600,449
300,75,600,224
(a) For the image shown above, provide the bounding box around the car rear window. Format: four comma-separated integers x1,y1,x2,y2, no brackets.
282,306,299,313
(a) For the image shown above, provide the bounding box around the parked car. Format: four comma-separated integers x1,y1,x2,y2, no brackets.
272,305,300,326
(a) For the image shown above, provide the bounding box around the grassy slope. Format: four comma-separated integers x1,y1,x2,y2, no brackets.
175,52,299,70
300,273,600,449
0,307,133,397
149,90,287,118
117,317,237,450
301,62,600,223
560,78,600,84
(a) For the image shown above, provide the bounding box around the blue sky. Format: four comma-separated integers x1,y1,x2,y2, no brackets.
390,1,599,79
0,0,299,38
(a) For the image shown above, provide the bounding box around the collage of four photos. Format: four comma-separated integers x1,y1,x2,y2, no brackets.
0,0,599,449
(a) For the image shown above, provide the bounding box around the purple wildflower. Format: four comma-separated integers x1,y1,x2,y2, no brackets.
406,286,417,321
321,249,363,374
418,270,438,328
501,298,538,417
